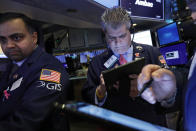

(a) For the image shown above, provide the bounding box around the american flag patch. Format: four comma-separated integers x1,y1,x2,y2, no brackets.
40,69,61,83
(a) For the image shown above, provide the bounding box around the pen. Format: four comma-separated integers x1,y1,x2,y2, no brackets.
138,78,153,96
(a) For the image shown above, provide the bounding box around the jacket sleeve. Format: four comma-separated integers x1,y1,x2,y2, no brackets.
0,65,70,131
145,45,162,65
82,58,102,104
168,66,189,112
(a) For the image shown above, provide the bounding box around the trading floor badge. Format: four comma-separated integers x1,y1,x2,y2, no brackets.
10,77,23,91
104,55,118,69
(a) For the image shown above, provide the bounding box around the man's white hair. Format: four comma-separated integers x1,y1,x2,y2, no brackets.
101,6,131,32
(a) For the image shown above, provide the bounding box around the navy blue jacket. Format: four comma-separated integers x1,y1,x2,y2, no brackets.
0,46,70,131
82,43,168,126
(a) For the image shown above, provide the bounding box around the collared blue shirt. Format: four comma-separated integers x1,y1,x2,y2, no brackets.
13,59,26,67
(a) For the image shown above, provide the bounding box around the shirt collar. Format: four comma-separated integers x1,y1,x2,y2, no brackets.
12,45,38,67
13,59,26,67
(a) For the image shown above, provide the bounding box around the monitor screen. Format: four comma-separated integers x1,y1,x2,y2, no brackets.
159,42,188,65
92,0,119,8
0,47,7,58
157,22,181,46
95,49,106,56
80,53,88,63
70,53,77,59
63,63,68,68
132,30,153,46
55,55,66,63
120,0,164,20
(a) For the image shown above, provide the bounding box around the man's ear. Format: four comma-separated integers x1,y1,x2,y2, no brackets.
32,32,38,45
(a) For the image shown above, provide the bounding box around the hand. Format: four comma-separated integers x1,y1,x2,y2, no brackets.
112,81,119,90
111,64,120,90
137,64,176,104
129,74,138,98
96,74,107,100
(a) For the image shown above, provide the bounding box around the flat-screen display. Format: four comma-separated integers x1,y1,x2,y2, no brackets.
80,53,88,63
0,47,7,58
63,63,68,68
92,0,119,8
79,49,106,63
55,55,66,63
159,42,188,65
120,0,164,20
132,30,153,46
157,22,181,46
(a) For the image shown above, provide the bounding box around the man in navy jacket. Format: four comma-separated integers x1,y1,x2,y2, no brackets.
0,12,70,131
82,7,168,126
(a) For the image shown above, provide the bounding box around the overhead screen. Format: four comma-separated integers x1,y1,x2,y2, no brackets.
120,0,164,20
92,0,119,8
156,22,181,46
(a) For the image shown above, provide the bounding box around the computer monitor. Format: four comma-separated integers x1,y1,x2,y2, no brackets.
0,54,7,58
157,22,181,47
70,53,77,59
95,49,106,56
132,30,153,46
92,0,119,8
63,63,68,68
120,0,164,20
55,55,66,63
159,42,188,65
80,53,88,63
0,47,7,58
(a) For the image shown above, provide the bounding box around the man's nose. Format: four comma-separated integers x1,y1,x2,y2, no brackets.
114,37,121,44
6,40,15,48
